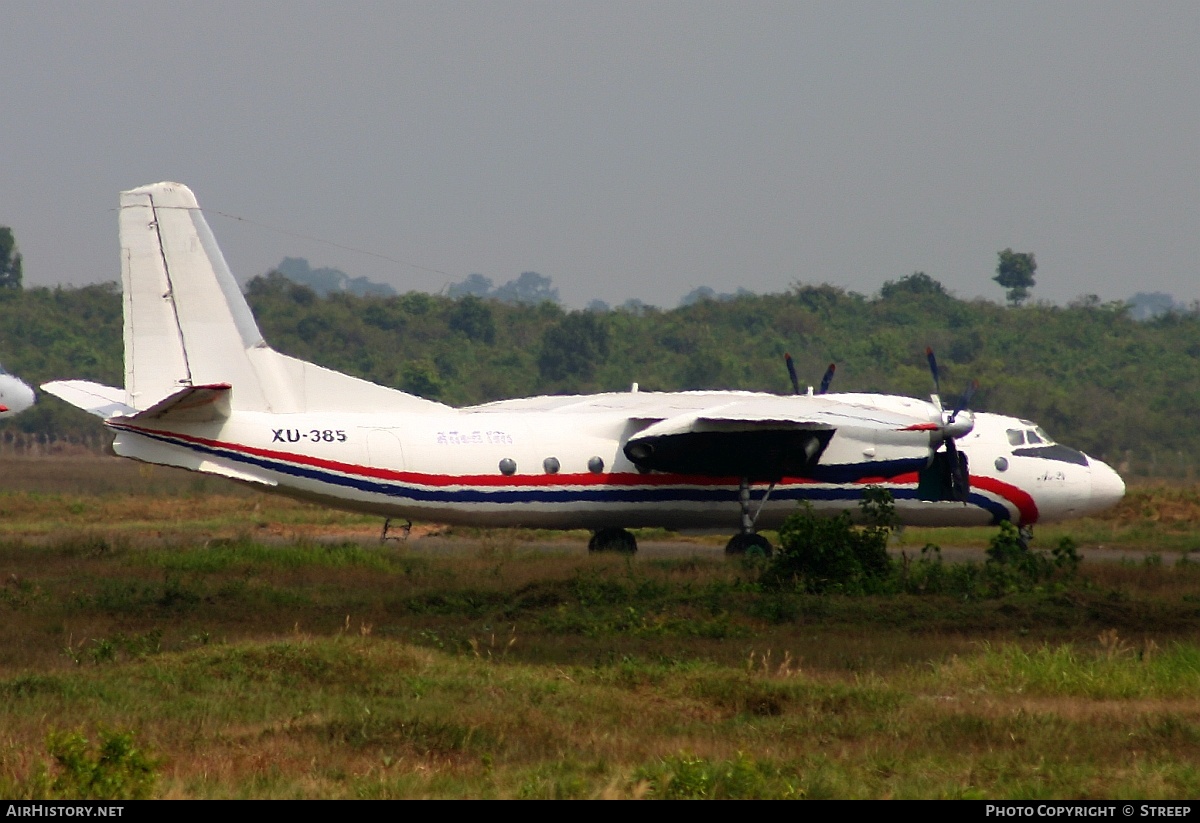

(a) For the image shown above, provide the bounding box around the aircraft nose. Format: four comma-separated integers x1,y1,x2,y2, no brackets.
1088,458,1126,514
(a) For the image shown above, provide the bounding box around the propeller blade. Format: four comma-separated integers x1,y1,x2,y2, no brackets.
945,439,970,502
925,346,941,400
817,363,836,395
949,380,978,423
785,353,801,395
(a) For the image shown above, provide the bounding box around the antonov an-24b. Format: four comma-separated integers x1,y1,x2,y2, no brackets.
42,183,1125,554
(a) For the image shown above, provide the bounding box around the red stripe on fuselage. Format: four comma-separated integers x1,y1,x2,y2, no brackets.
971,475,1039,525
107,422,1040,522
109,422,742,488
862,471,1038,524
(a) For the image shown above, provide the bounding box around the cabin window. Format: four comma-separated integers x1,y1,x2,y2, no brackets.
543,457,560,474
588,456,605,474
994,457,1009,472
498,458,517,476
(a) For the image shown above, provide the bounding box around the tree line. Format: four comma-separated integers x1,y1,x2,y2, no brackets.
0,271,1196,477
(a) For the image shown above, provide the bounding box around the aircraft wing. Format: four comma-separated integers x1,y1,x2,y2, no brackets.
468,389,918,420
467,391,938,480
619,393,934,478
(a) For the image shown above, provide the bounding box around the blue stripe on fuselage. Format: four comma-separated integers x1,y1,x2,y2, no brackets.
115,426,1011,521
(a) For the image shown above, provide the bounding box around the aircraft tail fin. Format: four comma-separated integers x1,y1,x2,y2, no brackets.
119,183,269,410
118,183,447,414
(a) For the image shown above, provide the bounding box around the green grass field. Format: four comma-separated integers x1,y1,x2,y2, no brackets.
1,457,1198,799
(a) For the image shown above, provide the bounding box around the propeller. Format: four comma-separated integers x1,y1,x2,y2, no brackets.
925,347,976,502
785,353,801,394
817,363,836,395
784,353,836,396
925,346,942,401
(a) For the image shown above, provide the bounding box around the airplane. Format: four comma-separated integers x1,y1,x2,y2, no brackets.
0,363,35,418
41,182,1125,555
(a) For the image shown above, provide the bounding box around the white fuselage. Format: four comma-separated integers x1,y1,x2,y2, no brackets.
106,392,1125,532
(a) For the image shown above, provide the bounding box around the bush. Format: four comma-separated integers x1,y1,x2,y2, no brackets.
760,489,895,594
760,488,1084,599
635,752,802,799
41,728,158,800
983,521,1081,595
901,522,1083,598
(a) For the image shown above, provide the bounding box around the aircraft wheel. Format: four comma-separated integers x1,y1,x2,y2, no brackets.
725,533,773,558
588,528,638,554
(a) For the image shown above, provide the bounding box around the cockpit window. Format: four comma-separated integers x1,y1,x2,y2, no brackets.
1006,429,1025,446
1033,426,1054,445
1026,429,1043,444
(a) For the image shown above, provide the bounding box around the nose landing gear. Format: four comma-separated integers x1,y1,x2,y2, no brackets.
725,532,773,556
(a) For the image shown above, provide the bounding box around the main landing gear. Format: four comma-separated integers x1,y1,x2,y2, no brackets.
588,527,638,554
590,478,777,558
724,477,775,557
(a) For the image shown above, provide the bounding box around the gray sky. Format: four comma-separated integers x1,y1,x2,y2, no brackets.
2,1,1197,309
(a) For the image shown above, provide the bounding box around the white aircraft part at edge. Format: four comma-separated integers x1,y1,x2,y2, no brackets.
0,365,35,418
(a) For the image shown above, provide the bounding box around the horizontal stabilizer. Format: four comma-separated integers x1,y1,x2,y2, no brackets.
127,383,232,423
41,380,134,419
